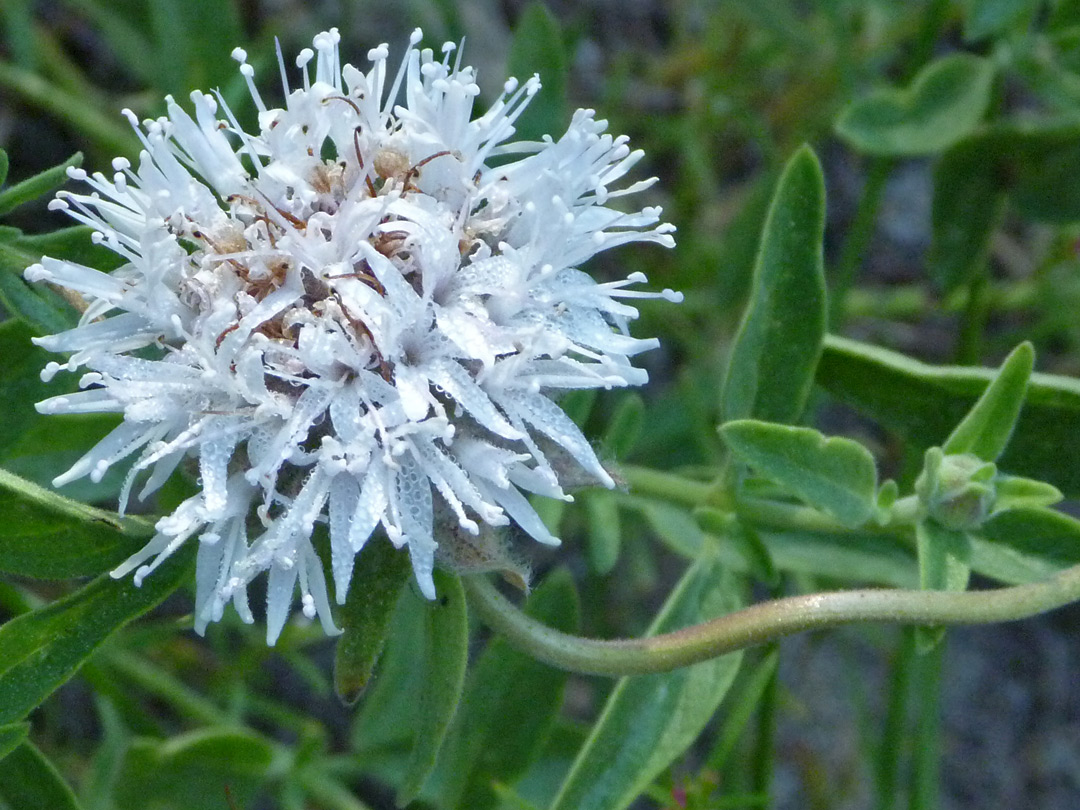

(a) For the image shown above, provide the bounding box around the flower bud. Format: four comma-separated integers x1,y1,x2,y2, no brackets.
915,448,997,531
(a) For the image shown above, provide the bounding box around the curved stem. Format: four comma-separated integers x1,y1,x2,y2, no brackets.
465,562,1080,676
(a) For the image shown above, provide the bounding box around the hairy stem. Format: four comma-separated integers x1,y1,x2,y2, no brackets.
465,562,1080,676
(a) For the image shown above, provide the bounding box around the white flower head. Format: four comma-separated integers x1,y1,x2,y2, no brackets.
25,28,679,644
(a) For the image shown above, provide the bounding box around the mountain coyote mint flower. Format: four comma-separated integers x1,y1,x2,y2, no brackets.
25,29,679,643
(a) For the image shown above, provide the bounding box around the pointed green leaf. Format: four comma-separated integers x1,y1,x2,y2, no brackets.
333,537,413,705
0,545,193,724
0,153,81,217
835,55,995,156
993,476,1063,512
441,569,579,810
0,148,8,188
585,491,622,575
943,343,1034,460
549,556,743,810
0,742,83,810
0,468,153,579
0,722,28,763
396,570,469,807
507,3,568,142
876,479,899,522
351,585,428,754
722,146,826,424
721,420,878,527
816,335,1080,497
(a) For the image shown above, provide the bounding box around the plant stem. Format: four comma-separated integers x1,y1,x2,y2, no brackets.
465,560,1080,676
956,271,990,365
622,465,725,509
910,640,943,810
750,643,779,807
875,629,915,810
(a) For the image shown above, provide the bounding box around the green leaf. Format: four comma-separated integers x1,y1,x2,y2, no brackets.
0,742,83,810
816,335,1080,498
965,0,1037,41
601,393,645,461
549,556,743,810
944,342,1034,460
0,468,153,579
0,312,122,493
835,55,995,156
0,722,28,763
333,537,412,705
352,585,428,755
440,569,579,810
0,545,192,724
0,319,59,457
721,145,826,424
0,232,79,334
929,138,1007,291
0,153,81,217
506,3,568,143
993,476,1063,511
635,498,706,559
979,506,1080,571
0,148,8,188
112,729,273,810
585,491,622,575
755,528,918,588
8,226,127,271
721,420,878,527
876,479,899,521
396,570,469,807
